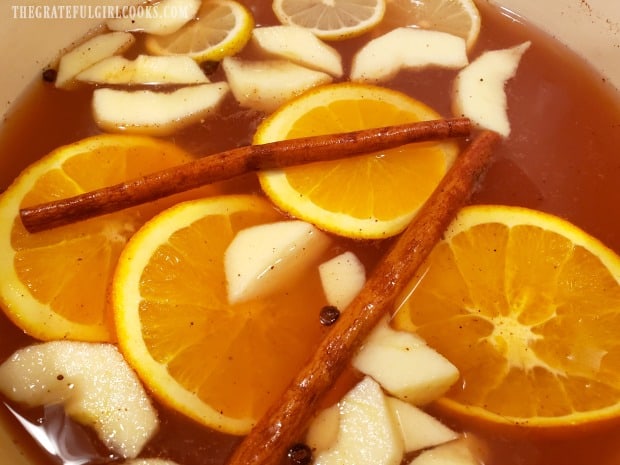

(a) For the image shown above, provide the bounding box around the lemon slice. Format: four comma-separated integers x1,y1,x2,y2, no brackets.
383,0,481,51
145,0,254,62
393,205,620,430
255,82,458,239
272,0,387,41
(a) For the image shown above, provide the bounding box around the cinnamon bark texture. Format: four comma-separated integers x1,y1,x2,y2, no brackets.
226,130,501,465
20,118,470,232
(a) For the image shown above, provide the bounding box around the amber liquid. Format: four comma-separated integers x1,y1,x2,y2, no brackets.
1,2,620,465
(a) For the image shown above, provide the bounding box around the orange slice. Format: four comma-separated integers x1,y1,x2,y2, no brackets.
255,83,459,239
0,134,218,342
393,205,620,430
112,195,332,434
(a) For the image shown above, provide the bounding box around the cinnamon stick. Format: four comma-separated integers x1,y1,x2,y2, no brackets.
19,117,470,233
226,130,501,465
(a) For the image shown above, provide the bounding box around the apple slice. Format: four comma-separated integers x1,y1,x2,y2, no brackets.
351,28,468,83
76,55,208,85
224,220,331,304
353,317,459,405
222,57,333,113
107,0,200,35
55,31,135,88
0,341,158,458
319,251,366,310
305,404,340,454
252,25,343,77
92,82,229,136
452,41,531,137
407,438,482,465
314,377,403,465
306,395,457,456
386,397,458,453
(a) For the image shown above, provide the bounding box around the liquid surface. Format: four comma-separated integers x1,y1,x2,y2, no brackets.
1,1,620,465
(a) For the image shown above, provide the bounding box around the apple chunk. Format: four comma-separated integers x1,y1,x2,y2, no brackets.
55,31,135,88
224,220,331,304
0,341,158,458
222,57,333,113
351,28,468,83
306,394,458,457
353,317,459,405
314,377,403,465
92,82,229,136
386,397,458,453
252,25,343,77
107,0,200,35
305,403,340,454
452,41,531,137
319,251,366,310
408,438,482,465
77,55,208,85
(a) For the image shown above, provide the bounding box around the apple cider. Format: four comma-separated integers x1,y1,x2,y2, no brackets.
1,1,620,465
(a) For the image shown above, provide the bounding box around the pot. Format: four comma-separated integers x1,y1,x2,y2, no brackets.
0,0,619,117
0,1,618,463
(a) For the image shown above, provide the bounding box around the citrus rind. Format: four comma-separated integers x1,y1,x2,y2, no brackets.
145,0,254,62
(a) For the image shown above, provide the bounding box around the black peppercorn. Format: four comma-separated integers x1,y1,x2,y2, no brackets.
287,443,312,465
319,305,340,326
42,68,57,83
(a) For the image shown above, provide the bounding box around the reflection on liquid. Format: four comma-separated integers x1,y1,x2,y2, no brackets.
4,402,116,465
